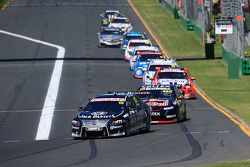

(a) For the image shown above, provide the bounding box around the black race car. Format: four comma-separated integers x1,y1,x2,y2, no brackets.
137,85,187,123
71,92,151,139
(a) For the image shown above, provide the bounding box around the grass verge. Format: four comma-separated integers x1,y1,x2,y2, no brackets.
130,0,250,166
201,160,250,167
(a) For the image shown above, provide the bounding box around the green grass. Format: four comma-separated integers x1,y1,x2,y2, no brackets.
201,160,250,167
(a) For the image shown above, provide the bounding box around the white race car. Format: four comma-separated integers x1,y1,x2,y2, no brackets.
124,39,152,61
109,17,133,33
143,59,178,85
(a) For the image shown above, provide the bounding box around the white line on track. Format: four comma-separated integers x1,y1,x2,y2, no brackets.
0,30,65,141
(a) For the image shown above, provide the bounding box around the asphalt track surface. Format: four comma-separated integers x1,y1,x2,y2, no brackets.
0,0,249,167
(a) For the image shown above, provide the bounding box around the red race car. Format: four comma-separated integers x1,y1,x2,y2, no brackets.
148,67,195,99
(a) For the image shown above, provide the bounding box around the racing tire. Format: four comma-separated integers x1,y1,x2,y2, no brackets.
176,107,182,123
125,122,132,137
144,117,151,133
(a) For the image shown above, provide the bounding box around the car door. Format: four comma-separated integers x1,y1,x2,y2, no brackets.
127,97,137,128
133,96,147,124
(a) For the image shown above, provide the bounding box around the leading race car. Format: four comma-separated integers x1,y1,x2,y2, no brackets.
100,10,123,26
137,85,187,123
109,17,133,33
97,27,124,47
147,67,196,99
71,92,151,139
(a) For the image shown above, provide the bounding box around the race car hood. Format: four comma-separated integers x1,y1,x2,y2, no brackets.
157,79,188,86
78,110,122,119
100,34,122,41
142,97,175,107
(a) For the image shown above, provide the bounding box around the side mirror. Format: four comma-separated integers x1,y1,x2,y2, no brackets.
78,107,84,111
191,77,196,80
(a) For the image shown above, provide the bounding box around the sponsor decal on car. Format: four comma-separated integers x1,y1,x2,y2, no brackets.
91,98,126,102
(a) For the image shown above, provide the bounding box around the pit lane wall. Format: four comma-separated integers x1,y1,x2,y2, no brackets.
0,0,10,10
158,0,205,45
222,45,250,78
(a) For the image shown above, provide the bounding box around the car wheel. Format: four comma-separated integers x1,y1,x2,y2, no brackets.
176,107,182,123
125,122,131,136
144,117,151,133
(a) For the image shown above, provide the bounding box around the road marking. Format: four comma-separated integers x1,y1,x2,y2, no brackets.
0,30,65,141
3,140,20,143
0,109,75,113
127,0,250,138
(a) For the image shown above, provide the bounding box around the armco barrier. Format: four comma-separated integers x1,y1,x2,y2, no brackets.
0,0,10,10
222,45,242,79
223,45,250,75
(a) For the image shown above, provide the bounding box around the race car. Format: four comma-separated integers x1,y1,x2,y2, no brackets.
120,32,147,55
133,52,166,79
71,92,151,139
143,59,178,84
129,46,160,70
124,39,152,61
109,17,133,33
97,27,124,47
146,67,195,99
137,85,187,123
100,10,123,26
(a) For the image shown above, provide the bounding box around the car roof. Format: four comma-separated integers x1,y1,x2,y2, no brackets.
128,39,151,43
133,46,159,51
138,51,163,55
159,68,185,73
138,84,176,91
105,10,120,13
101,27,121,31
149,59,176,65
112,17,129,20
127,32,145,35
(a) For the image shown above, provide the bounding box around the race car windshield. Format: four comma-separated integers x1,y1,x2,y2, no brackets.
158,72,187,79
101,30,122,35
129,42,151,47
126,35,145,40
138,90,174,99
84,101,125,114
105,12,119,16
112,19,130,23
148,65,172,71
135,50,156,55
139,54,163,61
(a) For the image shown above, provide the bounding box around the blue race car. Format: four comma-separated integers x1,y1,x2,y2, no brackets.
133,52,165,79
121,32,147,55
